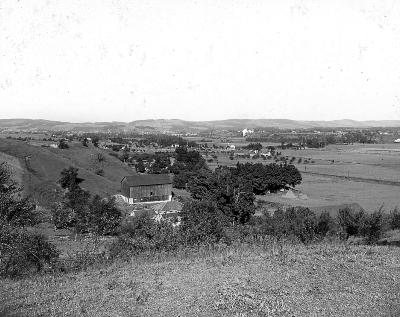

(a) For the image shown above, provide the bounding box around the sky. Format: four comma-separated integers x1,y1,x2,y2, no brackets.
1,0,400,123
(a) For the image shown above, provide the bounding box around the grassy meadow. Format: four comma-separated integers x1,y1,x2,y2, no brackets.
0,138,134,206
1,241,399,317
208,143,400,213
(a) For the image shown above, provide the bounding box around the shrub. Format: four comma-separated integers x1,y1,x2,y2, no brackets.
180,200,229,245
389,207,400,229
337,207,365,239
360,208,384,244
51,202,75,228
282,207,317,243
257,207,317,243
58,139,69,149
316,211,336,236
0,224,59,277
110,213,178,258
89,196,122,235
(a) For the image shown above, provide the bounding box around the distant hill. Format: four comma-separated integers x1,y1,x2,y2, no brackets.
1,118,400,132
0,138,136,206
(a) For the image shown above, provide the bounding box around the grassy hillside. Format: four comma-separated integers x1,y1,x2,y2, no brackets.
2,118,400,133
0,242,399,316
0,138,136,206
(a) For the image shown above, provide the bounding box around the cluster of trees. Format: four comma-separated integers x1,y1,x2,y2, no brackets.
137,134,197,148
185,162,302,223
81,136,99,147
112,202,400,260
187,167,256,224
169,146,208,189
234,163,302,193
247,130,379,149
53,167,121,235
243,142,263,151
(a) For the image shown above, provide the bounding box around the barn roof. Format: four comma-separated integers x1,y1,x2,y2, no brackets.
122,174,172,186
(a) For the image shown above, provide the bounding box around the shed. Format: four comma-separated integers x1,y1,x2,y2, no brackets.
121,174,173,204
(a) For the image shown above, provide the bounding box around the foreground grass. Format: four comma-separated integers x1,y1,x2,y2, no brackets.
1,242,400,316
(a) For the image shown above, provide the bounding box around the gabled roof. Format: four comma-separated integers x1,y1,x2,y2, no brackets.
121,174,172,186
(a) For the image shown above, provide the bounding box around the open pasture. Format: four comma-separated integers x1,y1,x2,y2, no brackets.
208,143,400,213
260,173,399,213
0,138,135,206
1,242,399,317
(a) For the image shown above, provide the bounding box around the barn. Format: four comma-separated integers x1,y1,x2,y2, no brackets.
120,174,173,204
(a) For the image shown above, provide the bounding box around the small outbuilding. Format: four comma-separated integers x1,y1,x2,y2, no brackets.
121,174,173,204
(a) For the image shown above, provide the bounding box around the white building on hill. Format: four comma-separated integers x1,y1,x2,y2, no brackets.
242,128,254,137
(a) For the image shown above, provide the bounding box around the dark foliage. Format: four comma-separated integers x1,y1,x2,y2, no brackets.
337,207,365,238
244,142,263,151
389,207,400,230
58,139,69,149
180,200,229,244
269,207,317,243
187,167,255,224
88,196,121,235
360,208,385,244
135,159,146,173
0,163,59,277
82,138,89,147
58,167,84,190
111,214,179,257
0,162,38,227
170,147,208,189
316,211,336,236
0,224,59,277
148,153,171,174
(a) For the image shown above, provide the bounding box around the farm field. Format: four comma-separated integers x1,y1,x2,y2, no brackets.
209,143,400,213
259,174,399,213
1,242,399,317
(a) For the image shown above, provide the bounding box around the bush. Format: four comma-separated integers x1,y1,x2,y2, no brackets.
337,207,365,239
316,211,336,236
255,207,317,243
389,207,400,229
58,139,69,149
51,202,75,229
180,200,229,245
361,209,384,244
89,196,122,235
110,213,178,258
0,224,59,277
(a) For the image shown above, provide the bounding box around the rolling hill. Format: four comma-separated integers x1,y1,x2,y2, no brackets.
1,118,400,133
0,138,136,206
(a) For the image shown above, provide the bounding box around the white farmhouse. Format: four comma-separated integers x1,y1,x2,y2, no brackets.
242,128,254,137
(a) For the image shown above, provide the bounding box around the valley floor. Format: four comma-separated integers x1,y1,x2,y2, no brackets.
1,242,399,316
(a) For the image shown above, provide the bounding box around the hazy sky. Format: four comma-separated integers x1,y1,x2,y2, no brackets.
1,0,400,122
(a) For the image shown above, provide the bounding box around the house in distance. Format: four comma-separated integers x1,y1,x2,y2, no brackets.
120,174,173,204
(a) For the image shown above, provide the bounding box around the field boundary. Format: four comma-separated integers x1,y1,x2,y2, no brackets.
303,171,400,187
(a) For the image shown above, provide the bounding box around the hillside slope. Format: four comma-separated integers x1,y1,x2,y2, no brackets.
2,118,400,132
0,139,136,206
1,243,399,316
